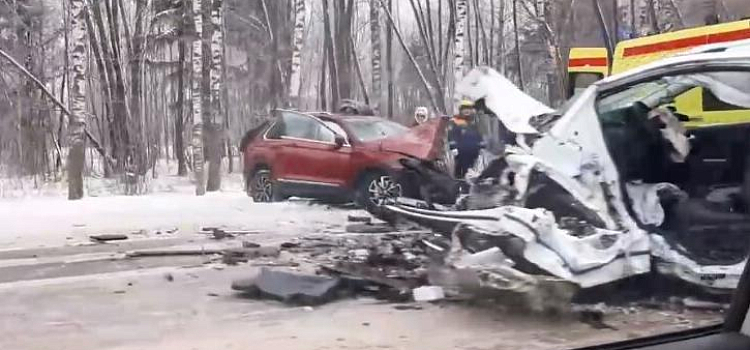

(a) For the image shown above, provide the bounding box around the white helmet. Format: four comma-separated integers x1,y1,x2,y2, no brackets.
414,106,429,124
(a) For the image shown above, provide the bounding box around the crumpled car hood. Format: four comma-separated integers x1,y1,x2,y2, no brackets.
377,117,448,160
456,67,554,134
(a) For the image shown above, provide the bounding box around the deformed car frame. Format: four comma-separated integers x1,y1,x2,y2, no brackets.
382,40,750,295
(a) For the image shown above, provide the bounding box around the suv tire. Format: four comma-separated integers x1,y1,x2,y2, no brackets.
356,171,402,214
250,169,278,203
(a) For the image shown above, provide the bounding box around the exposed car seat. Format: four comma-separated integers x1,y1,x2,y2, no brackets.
601,102,671,183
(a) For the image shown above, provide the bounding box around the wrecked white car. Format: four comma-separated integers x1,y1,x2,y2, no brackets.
384,41,750,295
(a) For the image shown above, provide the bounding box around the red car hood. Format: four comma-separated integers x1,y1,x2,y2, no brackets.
375,117,448,160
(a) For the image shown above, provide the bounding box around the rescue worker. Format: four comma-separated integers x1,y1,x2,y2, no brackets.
413,106,430,126
448,100,484,179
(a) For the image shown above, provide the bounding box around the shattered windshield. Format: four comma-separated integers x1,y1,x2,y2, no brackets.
345,119,409,142
598,80,670,113
3,0,750,349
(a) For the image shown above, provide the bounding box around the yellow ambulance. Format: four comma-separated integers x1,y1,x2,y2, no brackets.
568,19,750,126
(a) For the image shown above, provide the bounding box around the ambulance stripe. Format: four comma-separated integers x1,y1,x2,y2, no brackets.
623,28,750,57
568,57,608,67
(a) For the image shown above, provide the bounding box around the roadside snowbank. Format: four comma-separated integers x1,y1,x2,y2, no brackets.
0,159,357,249
0,192,353,249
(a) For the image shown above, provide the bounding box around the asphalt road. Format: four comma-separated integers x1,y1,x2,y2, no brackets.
0,233,726,350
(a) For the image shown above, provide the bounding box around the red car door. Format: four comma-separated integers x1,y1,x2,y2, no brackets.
276,111,351,187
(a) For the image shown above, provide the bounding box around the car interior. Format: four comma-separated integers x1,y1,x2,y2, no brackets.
596,74,750,266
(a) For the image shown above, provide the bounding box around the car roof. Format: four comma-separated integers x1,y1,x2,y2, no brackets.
313,113,383,121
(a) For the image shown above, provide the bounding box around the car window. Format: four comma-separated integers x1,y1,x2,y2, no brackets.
279,111,318,140
568,72,602,98
268,111,336,143
322,121,347,138
345,119,409,142
598,80,670,114
313,123,336,143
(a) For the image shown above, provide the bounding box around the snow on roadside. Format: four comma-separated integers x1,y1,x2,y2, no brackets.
0,159,245,199
0,160,359,249
0,192,354,250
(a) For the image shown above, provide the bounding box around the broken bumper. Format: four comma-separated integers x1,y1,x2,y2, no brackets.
383,201,745,294
383,203,652,289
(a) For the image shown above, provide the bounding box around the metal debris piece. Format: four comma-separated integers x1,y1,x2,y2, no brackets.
347,215,372,223
201,227,260,238
89,234,128,243
222,246,281,265
393,304,424,311
345,223,394,234
320,261,419,297
126,249,222,257
231,268,342,306
413,286,445,302
280,242,301,249
242,241,261,248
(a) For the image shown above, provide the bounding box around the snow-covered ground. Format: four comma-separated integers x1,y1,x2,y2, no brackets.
0,160,356,249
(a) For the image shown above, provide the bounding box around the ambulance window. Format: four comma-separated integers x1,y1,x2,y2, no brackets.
568,72,603,97
703,88,744,111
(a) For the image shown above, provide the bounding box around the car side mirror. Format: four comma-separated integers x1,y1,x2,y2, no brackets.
334,135,346,149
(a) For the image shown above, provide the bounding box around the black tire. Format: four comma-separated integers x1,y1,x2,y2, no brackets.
355,171,403,214
249,169,278,203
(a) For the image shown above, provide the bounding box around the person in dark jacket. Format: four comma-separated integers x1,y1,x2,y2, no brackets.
449,100,484,179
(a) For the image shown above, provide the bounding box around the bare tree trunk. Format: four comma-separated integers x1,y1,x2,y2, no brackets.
320,50,328,110
176,33,187,176
334,0,355,101
489,0,495,67
408,0,446,113
322,0,340,110
438,0,443,75
594,0,614,72
512,0,523,90
466,1,473,67
473,0,489,65
83,4,112,177
222,16,232,174
385,0,394,119
497,0,506,74
130,0,147,177
207,0,225,192
378,0,441,114
349,35,370,105
288,0,306,108
630,0,636,37
191,0,206,196
452,0,468,109
103,0,131,172
67,0,88,200
370,0,382,114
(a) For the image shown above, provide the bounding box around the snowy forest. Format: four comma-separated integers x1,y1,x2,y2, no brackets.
0,0,748,199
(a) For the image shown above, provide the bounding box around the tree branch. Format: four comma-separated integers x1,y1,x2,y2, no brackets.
0,47,114,168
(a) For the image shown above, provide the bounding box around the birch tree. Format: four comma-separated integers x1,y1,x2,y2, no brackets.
452,0,469,110
67,0,88,200
288,0,306,108
206,0,224,192
370,0,382,114
192,0,206,196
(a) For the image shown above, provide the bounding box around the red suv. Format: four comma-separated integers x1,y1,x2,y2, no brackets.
240,109,446,211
